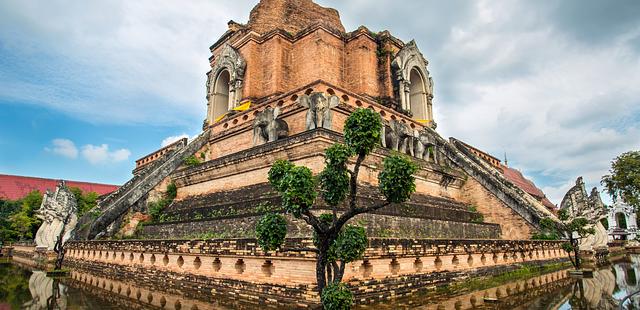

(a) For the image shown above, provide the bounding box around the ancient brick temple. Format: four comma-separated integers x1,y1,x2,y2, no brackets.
60,0,566,306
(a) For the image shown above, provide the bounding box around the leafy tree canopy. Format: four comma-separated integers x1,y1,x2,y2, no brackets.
602,150,640,209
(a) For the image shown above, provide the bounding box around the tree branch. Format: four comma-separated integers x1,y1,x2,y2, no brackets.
301,210,324,233
348,153,366,211
335,201,391,231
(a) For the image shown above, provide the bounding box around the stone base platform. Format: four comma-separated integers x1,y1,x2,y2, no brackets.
64,238,566,307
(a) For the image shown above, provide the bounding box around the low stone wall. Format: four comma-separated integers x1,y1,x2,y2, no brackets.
64,238,565,306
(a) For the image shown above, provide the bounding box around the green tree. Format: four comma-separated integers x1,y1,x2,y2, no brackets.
0,199,22,241
537,209,596,270
69,187,99,217
602,151,640,209
8,190,43,241
255,108,418,308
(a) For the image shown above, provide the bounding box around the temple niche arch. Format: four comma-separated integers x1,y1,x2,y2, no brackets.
409,68,428,120
206,44,247,125
211,70,230,122
392,40,434,127
616,212,628,229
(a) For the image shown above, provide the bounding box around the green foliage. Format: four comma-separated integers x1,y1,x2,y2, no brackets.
279,166,317,217
184,155,201,166
319,144,352,206
147,182,178,223
334,226,367,263
165,182,177,200
558,208,570,221
268,159,294,192
568,217,595,237
378,155,418,203
561,242,574,253
321,283,353,310
255,213,288,252
531,217,561,240
343,108,382,156
69,187,98,217
602,151,640,209
8,190,43,241
0,199,22,241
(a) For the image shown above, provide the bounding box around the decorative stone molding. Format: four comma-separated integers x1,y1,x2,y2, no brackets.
391,40,434,126
206,44,247,124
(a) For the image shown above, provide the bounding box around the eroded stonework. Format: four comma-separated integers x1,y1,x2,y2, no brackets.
560,177,608,251
35,181,78,251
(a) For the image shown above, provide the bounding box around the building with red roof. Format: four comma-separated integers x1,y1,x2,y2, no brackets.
456,141,557,213
0,174,119,200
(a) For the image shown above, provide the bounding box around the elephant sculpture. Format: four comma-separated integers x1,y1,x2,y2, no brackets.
382,119,413,155
298,92,340,130
413,129,438,163
253,107,289,145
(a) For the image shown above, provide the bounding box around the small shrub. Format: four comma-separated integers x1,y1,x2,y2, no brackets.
184,155,201,166
321,283,353,310
255,213,287,252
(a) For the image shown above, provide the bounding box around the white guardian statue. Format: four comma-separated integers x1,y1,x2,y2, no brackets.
34,181,78,251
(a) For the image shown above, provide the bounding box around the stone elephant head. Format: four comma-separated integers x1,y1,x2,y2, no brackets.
253,107,289,145
382,119,413,155
298,92,340,130
413,129,438,163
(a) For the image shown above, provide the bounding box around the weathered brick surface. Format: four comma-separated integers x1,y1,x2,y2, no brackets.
247,0,345,35
63,238,566,305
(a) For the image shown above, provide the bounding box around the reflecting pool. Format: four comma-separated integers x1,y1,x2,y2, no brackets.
2,256,640,309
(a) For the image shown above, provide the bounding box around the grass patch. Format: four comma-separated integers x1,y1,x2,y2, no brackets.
437,261,571,295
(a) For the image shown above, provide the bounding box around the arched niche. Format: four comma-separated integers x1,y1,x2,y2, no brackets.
391,40,434,126
409,68,428,120
205,44,246,125
616,212,628,229
211,70,230,122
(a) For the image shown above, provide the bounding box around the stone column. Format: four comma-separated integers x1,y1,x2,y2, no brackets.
629,211,638,240
227,80,235,110
403,81,411,111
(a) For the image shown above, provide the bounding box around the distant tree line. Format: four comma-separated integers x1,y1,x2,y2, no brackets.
0,188,98,242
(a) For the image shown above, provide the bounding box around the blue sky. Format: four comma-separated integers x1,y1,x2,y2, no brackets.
1,0,639,204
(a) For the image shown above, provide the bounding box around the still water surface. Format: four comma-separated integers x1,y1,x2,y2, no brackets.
2,256,640,309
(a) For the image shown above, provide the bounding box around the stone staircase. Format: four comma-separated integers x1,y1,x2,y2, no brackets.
74,130,211,240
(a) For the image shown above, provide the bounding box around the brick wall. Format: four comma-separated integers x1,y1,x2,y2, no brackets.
64,238,566,305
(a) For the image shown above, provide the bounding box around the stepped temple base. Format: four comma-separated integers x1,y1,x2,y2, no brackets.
62,238,566,307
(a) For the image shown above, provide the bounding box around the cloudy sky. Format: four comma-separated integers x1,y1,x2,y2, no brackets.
1,0,638,204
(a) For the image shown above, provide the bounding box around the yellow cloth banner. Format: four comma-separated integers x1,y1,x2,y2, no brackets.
416,119,431,124
214,113,227,123
233,101,251,111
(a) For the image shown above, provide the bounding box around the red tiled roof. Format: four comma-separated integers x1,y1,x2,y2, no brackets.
0,174,119,200
502,166,556,210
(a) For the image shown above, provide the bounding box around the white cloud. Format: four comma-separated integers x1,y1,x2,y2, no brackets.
81,144,131,165
161,134,190,147
46,138,78,159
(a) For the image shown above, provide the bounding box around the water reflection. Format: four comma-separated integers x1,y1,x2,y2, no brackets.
22,271,67,309
4,256,640,309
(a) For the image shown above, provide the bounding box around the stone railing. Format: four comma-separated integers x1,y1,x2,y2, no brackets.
75,130,211,240
65,238,566,286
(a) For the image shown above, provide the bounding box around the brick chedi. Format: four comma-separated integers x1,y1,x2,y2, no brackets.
65,1,567,306
246,0,345,34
